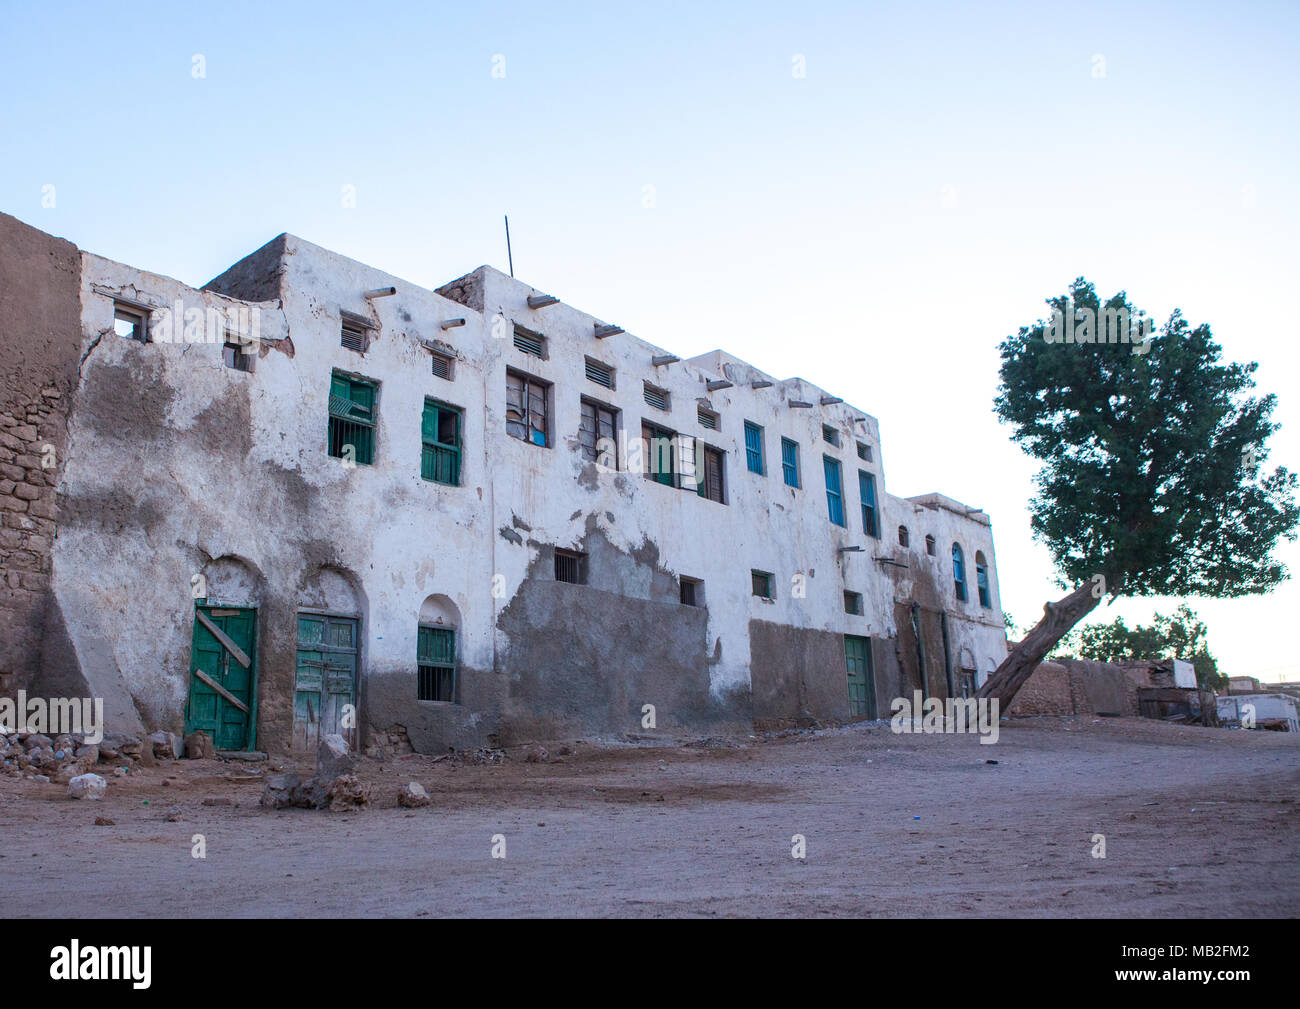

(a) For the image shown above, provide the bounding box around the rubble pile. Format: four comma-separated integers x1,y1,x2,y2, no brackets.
1,728,217,794
260,733,373,812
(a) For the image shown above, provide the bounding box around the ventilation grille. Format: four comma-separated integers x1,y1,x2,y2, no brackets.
341,325,367,352
644,383,669,411
513,328,544,357
698,408,718,430
585,358,614,388
431,352,453,380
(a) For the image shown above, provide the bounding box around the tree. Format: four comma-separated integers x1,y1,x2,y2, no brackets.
978,279,1298,708
1062,605,1224,689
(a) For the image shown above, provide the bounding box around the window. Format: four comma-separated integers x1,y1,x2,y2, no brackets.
114,303,147,342
554,548,586,585
579,399,618,467
421,400,461,486
975,551,991,608
844,590,864,615
696,444,725,503
328,372,376,465
340,313,372,353
513,325,545,358
585,357,614,389
952,543,967,602
822,424,840,447
642,421,676,486
751,570,774,599
431,352,454,380
506,369,549,447
898,525,909,548
698,407,719,430
680,576,702,607
643,382,670,411
417,626,456,702
824,456,845,526
859,471,879,538
925,534,936,556
856,441,872,462
781,437,800,488
223,341,253,372
744,421,764,475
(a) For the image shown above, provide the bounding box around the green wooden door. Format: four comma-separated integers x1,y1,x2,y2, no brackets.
845,634,875,719
185,606,257,751
294,615,358,751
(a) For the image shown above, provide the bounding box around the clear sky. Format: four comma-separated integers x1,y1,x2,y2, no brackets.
3,0,1297,679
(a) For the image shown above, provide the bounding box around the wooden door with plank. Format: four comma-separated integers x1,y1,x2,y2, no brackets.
184,606,257,751
294,614,359,751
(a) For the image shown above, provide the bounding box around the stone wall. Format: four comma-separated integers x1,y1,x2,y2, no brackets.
0,213,82,689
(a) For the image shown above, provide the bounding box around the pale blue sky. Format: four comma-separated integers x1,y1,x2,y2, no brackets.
4,0,1297,678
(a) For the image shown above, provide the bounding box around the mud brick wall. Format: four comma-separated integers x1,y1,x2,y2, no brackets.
1007,660,1076,716
0,213,82,688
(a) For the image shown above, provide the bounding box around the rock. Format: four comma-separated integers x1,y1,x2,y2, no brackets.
94,816,114,826
201,796,232,806
118,739,144,759
68,773,106,800
53,733,74,752
165,807,182,822
150,731,182,760
398,782,431,808
316,733,356,779
32,774,50,783
52,765,79,784
74,744,99,764
28,747,55,768
96,735,128,760
524,745,548,763
112,767,129,777
261,772,305,810
184,731,215,760
324,774,369,811
23,733,53,751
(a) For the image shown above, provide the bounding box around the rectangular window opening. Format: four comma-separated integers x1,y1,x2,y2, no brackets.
506,369,550,447
751,569,774,599
421,399,462,485
781,437,800,488
417,625,456,702
114,303,147,342
680,576,702,607
744,421,765,475
844,590,864,615
328,372,376,465
580,398,619,467
824,455,845,526
554,548,587,585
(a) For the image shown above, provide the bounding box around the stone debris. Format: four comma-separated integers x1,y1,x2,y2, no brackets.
258,737,371,812
398,781,431,808
165,807,183,822
94,816,114,826
67,772,106,800
184,731,215,760
150,731,182,760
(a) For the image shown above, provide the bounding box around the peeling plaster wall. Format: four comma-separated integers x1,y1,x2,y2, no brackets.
35,226,1009,752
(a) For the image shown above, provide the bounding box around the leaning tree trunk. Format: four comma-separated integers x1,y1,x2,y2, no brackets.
977,580,1105,711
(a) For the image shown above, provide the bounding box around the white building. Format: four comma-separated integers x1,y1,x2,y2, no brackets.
1,213,1006,754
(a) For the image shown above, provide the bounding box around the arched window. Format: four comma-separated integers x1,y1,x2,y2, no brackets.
925,534,936,556
952,543,966,601
975,551,991,608
898,525,909,547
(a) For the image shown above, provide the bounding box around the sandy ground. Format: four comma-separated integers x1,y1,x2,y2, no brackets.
2,715,1297,918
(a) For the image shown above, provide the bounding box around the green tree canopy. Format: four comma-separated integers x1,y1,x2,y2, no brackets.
980,279,1297,706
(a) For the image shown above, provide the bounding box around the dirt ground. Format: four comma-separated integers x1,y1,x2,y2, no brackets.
2,715,1297,917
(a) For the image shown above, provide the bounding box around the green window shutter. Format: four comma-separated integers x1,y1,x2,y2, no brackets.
328,373,376,465
421,400,462,486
